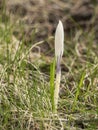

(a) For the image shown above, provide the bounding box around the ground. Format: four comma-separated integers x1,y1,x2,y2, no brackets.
0,0,98,130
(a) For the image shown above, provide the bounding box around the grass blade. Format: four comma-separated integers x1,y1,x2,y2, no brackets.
50,58,56,111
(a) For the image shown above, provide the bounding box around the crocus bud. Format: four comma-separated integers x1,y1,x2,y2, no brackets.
55,20,64,59
53,20,64,113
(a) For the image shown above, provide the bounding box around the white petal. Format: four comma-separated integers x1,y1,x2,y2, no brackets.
55,20,64,58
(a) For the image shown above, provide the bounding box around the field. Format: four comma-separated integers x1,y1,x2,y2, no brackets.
0,0,98,130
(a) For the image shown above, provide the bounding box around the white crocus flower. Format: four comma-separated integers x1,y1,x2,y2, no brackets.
55,20,64,60
54,20,64,112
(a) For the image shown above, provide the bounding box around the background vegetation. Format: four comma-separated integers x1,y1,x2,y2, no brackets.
0,0,98,129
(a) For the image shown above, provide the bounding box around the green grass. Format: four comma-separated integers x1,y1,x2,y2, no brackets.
0,14,98,130
50,58,55,112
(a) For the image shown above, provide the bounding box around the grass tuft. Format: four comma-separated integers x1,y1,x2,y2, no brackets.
0,11,98,130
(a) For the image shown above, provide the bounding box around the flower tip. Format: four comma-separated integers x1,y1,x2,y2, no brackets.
58,20,63,28
58,20,62,25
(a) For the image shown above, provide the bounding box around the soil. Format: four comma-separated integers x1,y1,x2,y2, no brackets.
0,0,98,54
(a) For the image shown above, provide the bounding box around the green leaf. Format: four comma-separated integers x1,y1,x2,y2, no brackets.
72,71,86,111
50,58,56,111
